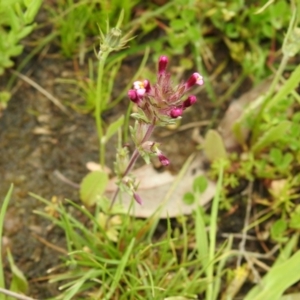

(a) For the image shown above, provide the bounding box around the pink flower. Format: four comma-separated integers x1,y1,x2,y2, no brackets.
133,81,146,96
185,73,204,89
127,55,204,125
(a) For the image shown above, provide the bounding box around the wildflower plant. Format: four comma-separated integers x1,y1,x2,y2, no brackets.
111,56,204,208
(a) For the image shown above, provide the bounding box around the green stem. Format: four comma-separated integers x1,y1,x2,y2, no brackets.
250,54,289,146
95,51,109,167
250,8,296,146
206,161,224,300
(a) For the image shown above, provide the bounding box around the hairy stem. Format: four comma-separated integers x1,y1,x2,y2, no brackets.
108,123,155,211
96,51,109,167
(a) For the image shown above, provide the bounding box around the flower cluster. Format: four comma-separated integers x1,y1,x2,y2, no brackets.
121,55,204,205
128,55,204,126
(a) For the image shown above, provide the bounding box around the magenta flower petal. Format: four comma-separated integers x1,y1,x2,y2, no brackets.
194,73,204,85
170,107,183,118
128,89,137,101
143,80,151,93
128,89,143,106
158,55,168,75
183,95,197,108
158,153,170,166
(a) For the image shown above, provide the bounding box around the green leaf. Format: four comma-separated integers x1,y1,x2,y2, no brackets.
193,175,208,194
203,130,227,162
105,238,135,300
244,250,300,300
273,233,298,267
0,91,11,103
80,171,108,207
290,206,300,229
7,249,28,297
17,24,35,40
270,219,288,243
24,0,43,23
266,64,300,111
251,121,291,155
183,192,195,205
195,206,209,264
233,95,265,146
102,115,124,144
170,19,186,31
281,293,300,300
270,148,282,166
281,153,293,169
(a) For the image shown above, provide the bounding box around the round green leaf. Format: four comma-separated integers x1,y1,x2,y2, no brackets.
183,192,195,205
80,171,108,207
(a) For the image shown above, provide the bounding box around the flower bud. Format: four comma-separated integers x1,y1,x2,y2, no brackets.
170,107,183,118
158,152,170,166
133,193,143,205
128,90,138,102
106,28,122,48
185,73,204,89
143,80,151,93
183,95,197,108
158,56,168,75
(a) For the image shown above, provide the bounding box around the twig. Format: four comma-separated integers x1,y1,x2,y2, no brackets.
53,170,79,189
243,255,262,284
10,70,70,115
31,233,68,255
0,287,38,300
221,232,259,241
230,244,280,259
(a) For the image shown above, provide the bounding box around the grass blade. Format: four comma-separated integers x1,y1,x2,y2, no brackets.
0,184,14,297
105,238,136,300
244,250,300,300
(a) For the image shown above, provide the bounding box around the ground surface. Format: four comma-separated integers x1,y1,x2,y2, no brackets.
0,57,100,297
0,50,217,297
0,7,256,296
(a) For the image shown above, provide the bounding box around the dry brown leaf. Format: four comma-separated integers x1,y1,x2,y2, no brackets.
86,161,112,175
105,154,216,218
218,77,274,151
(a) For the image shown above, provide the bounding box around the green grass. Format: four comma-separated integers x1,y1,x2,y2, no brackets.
0,185,13,298
31,164,226,300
